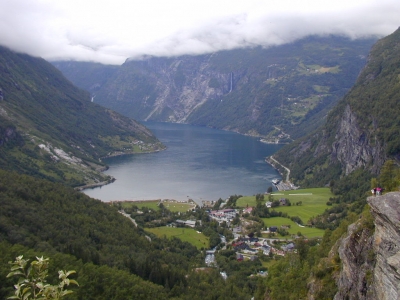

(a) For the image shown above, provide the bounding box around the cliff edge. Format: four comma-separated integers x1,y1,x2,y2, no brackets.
334,192,400,300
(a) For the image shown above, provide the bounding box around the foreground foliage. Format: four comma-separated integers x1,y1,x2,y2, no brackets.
7,256,78,300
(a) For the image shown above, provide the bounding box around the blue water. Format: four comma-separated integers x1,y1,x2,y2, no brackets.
83,122,283,204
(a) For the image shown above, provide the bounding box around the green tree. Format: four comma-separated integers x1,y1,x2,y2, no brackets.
370,177,378,190
379,160,398,191
7,256,78,300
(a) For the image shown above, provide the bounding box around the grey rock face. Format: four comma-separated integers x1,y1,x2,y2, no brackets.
334,221,375,300
101,55,235,123
331,105,385,175
333,192,400,300
368,192,400,300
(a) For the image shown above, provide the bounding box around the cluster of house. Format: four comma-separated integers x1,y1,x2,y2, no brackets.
208,208,237,223
232,236,296,260
233,237,271,257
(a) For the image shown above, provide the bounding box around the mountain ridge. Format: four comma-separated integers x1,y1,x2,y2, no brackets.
0,45,164,187
54,35,376,142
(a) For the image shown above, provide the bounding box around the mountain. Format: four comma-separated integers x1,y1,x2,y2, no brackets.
0,46,164,187
54,36,375,141
274,28,400,187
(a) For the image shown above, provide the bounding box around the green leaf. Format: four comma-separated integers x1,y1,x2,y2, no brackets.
6,271,24,278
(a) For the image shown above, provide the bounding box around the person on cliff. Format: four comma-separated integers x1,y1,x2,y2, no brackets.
376,187,382,195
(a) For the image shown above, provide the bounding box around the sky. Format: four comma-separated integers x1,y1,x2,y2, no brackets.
0,0,399,65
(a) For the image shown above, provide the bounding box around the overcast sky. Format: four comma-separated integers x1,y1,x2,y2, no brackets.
0,0,399,65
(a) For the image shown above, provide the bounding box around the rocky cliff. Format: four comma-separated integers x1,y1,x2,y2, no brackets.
330,104,385,175
333,192,400,300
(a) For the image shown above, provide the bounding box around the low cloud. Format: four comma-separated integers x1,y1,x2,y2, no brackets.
0,0,399,64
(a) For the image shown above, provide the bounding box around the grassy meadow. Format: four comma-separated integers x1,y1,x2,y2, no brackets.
117,200,195,212
269,188,332,223
238,188,332,223
146,227,209,249
262,217,325,238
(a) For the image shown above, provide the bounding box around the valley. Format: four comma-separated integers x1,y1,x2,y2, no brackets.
0,25,400,300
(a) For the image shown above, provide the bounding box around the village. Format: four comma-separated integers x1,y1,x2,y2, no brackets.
204,205,298,264
117,188,328,279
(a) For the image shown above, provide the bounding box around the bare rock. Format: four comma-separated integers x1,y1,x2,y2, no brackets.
332,192,400,300
368,192,400,300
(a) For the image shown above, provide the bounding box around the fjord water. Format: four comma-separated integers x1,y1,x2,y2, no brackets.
84,122,283,204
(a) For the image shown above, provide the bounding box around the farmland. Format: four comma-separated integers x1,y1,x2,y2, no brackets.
146,226,209,249
237,187,332,224
270,188,332,223
262,217,325,238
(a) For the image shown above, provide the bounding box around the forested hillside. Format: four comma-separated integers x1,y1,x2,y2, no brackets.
54,36,375,141
0,170,265,299
0,46,164,187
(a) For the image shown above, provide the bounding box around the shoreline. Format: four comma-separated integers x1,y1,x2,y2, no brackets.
75,177,116,191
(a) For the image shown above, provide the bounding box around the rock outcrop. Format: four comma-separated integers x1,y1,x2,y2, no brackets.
330,104,385,175
334,192,400,300
367,192,400,299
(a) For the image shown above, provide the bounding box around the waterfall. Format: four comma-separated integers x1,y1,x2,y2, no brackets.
229,72,233,93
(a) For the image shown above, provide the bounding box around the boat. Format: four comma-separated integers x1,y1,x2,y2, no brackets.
272,179,280,185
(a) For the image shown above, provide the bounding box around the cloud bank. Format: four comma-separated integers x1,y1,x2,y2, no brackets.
0,0,399,64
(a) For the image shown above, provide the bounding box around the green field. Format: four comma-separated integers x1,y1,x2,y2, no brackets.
262,217,325,238
146,227,209,249
237,188,333,223
119,200,161,210
163,201,196,212
117,200,195,212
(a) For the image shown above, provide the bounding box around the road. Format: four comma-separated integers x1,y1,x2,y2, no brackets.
269,155,290,182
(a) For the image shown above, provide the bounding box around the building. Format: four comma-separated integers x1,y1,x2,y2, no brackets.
175,219,197,228
209,208,237,222
269,226,278,232
243,207,254,214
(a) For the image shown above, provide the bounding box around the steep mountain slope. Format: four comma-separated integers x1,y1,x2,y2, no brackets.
274,28,400,187
55,36,375,141
0,46,164,187
51,61,119,97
